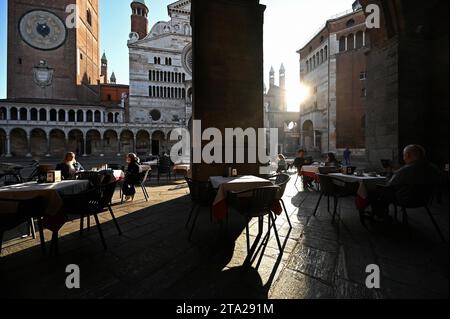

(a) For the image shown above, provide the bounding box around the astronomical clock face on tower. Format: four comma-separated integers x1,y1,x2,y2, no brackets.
181,43,193,76
18,10,67,51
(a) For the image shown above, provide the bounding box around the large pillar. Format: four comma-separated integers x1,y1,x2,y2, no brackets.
5,134,12,157
191,0,266,180
26,132,32,157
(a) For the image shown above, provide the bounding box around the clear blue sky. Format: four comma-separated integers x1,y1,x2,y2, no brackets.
0,0,353,110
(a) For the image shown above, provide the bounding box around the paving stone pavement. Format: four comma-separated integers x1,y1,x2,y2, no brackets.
0,175,448,299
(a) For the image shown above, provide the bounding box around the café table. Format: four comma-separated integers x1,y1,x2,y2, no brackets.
0,180,90,232
300,165,321,182
210,175,280,220
173,164,191,178
328,173,387,211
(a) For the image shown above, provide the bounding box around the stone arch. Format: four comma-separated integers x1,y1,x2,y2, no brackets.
30,128,47,156
77,110,84,122
30,108,38,121
107,112,114,123
68,110,76,122
68,129,84,156
50,109,57,122
151,130,165,156
136,130,151,156
19,108,27,121
10,107,18,120
86,110,93,122
94,110,101,123
120,130,134,154
58,109,66,122
104,130,118,155
86,129,102,155
302,120,314,151
39,108,47,121
0,128,6,156
10,128,28,157
49,129,66,156
0,107,6,120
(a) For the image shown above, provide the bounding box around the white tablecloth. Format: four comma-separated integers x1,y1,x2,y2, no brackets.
0,180,90,216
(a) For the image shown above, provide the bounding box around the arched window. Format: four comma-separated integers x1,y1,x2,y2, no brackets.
149,86,152,97
39,109,47,121
169,58,172,66
20,108,27,121
94,110,101,123
77,110,83,122
11,107,18,120
30,108,38,121
0,107,7,120
171,87,174,99
320,49,324,64
182,73,185,82
306,61,309,73
346,19,355,28
182,88,186,99
50,109,57,122
154,57,158,64
58,109,65,122
69,110,75,122
86,110,93,122
108,113,114,123
339,36,346,52
324,45,328,60
157,57,161,64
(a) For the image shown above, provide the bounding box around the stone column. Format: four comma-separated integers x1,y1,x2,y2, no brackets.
6,108,10,121
26,132,32,157
45,137,51,157
353,34,356,49
82,133,87,157
345,37,348,51
5,134,12,157
191,0,266,179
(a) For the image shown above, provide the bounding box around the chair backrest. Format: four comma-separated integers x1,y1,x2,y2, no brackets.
75,171,103,186
240,186,280,218
396,184,434,208
317,174,338,195
273,174,290,199
185,177,214,205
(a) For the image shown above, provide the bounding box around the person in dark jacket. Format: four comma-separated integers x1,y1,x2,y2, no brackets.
122,153,141,201
293,149,314,189
373,145,444,220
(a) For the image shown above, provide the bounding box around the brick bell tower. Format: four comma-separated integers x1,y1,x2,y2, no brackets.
131,0,149,40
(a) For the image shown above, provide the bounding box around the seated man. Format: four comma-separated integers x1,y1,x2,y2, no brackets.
373,144,444,219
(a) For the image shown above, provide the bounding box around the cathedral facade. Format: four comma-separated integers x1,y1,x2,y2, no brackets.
0,0,191,159
128,0,192,155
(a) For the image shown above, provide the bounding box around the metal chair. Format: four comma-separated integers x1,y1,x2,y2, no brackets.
185,177,216,240
228,186,282,258
75,171,103,186
394,184,446,242
313,174,359,223
120,168,151,203
270,174,292,229
0,196,47,255
157,156,172,182
61,181,122,251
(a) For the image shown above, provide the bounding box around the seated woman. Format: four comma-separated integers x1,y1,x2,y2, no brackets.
325,152,340,168
122,153,141,201
276,154,287,173
56,152,83,180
